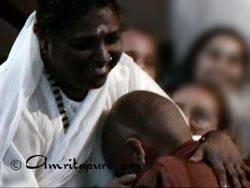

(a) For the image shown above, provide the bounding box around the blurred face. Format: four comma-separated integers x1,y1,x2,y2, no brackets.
173,86,219,136
194,35,245,92
122,30,158,80
42,7,122,91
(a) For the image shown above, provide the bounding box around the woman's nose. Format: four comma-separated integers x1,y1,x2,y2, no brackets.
93,43,111,66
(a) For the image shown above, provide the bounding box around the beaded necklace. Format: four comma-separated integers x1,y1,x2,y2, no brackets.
45,71,70,133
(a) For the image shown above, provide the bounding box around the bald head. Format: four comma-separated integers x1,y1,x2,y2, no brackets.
102,91,191,176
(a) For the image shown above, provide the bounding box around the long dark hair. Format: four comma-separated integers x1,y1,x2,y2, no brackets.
35,0,121,38
181,27,249,84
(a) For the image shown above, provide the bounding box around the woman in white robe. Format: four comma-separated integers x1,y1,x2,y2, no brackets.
0,6,177,186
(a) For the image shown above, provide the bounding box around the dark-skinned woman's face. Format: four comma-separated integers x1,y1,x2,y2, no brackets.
42,7,122,90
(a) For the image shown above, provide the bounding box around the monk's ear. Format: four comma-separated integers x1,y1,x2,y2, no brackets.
126,138,146,165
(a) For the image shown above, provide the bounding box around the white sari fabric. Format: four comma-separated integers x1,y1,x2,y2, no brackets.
0,12,185,187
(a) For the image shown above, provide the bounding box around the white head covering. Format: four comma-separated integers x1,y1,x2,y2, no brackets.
0,12,110,186
0,12,43,161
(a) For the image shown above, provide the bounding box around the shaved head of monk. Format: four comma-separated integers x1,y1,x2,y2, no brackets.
102,91,192,177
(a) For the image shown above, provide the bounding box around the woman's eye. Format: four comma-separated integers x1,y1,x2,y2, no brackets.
207,50,221,60
72,38,97,51
192,109,209,123
73,43,90,51
105,33,120,45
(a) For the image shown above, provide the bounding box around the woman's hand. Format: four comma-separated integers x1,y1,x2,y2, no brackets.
107,174,137,188
190,131,246,187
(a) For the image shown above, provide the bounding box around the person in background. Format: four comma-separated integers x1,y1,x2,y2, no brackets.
121,29,160,80
182,27,249,94
180,27,250,162
172,83,230,139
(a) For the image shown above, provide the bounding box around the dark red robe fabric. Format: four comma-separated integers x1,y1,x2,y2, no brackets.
135,141,219,188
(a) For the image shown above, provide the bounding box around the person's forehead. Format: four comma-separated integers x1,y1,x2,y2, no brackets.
68,7,120,37
122,31,156,53
205,35,243,53
174,87,218,110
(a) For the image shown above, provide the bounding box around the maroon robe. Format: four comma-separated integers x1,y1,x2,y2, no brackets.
135,141,219,188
